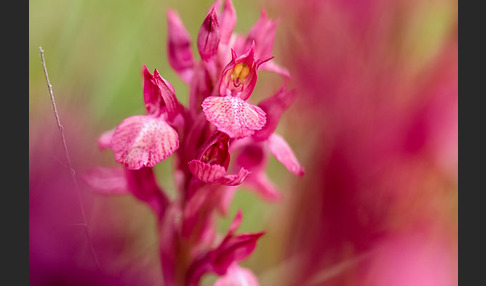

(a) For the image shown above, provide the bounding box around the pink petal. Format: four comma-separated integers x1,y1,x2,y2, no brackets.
202,96,266,139
267,133,305,176
214,263,260,286
234,141,266,170
143,66,181,121
166,9,195,83
217,167,250,186
188,159,227,183
253,85,295,141
259,60,291,79
197,6,220,61
246,10,279,59
125,167,169,219
111,115,179,170
97,128,115,150
232,142,282,201
186,211,265,284
211,231,265,275
82,166,129,195
219,0,236,45
188,160,250,186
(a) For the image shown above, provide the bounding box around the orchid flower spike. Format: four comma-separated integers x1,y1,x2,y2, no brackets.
88,1,303,285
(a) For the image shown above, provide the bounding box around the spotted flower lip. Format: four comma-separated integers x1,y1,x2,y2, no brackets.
253,82,296,141
202,95,267,139
142,65,181,122
203,43,274,139
111,115,179,170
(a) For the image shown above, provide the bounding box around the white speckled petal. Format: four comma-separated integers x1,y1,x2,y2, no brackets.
111,115,179,170
202,96,266,139
188,159,226,183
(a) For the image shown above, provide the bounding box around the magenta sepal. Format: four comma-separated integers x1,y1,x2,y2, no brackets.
188,160,250,186
267,133,305,176
143,65,182,122
252,83,295,141
184,210,265,286
197,6,221,61
167,9,195,84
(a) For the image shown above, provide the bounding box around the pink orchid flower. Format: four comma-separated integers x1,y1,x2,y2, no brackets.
108,66,181,170
188,132,250,186
202,44,272,139
86,1,303,285
185,210,264,286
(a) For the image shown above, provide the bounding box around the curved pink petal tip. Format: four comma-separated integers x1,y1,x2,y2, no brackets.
188,160,250,186
267,133,305,176
111,115,179,170
166,9,195,83
202,96,266,139
197,6,220,61
214,263,260,286
188,159,227,182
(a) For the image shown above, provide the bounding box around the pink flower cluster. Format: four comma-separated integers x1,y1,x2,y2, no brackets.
86,0,304,285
